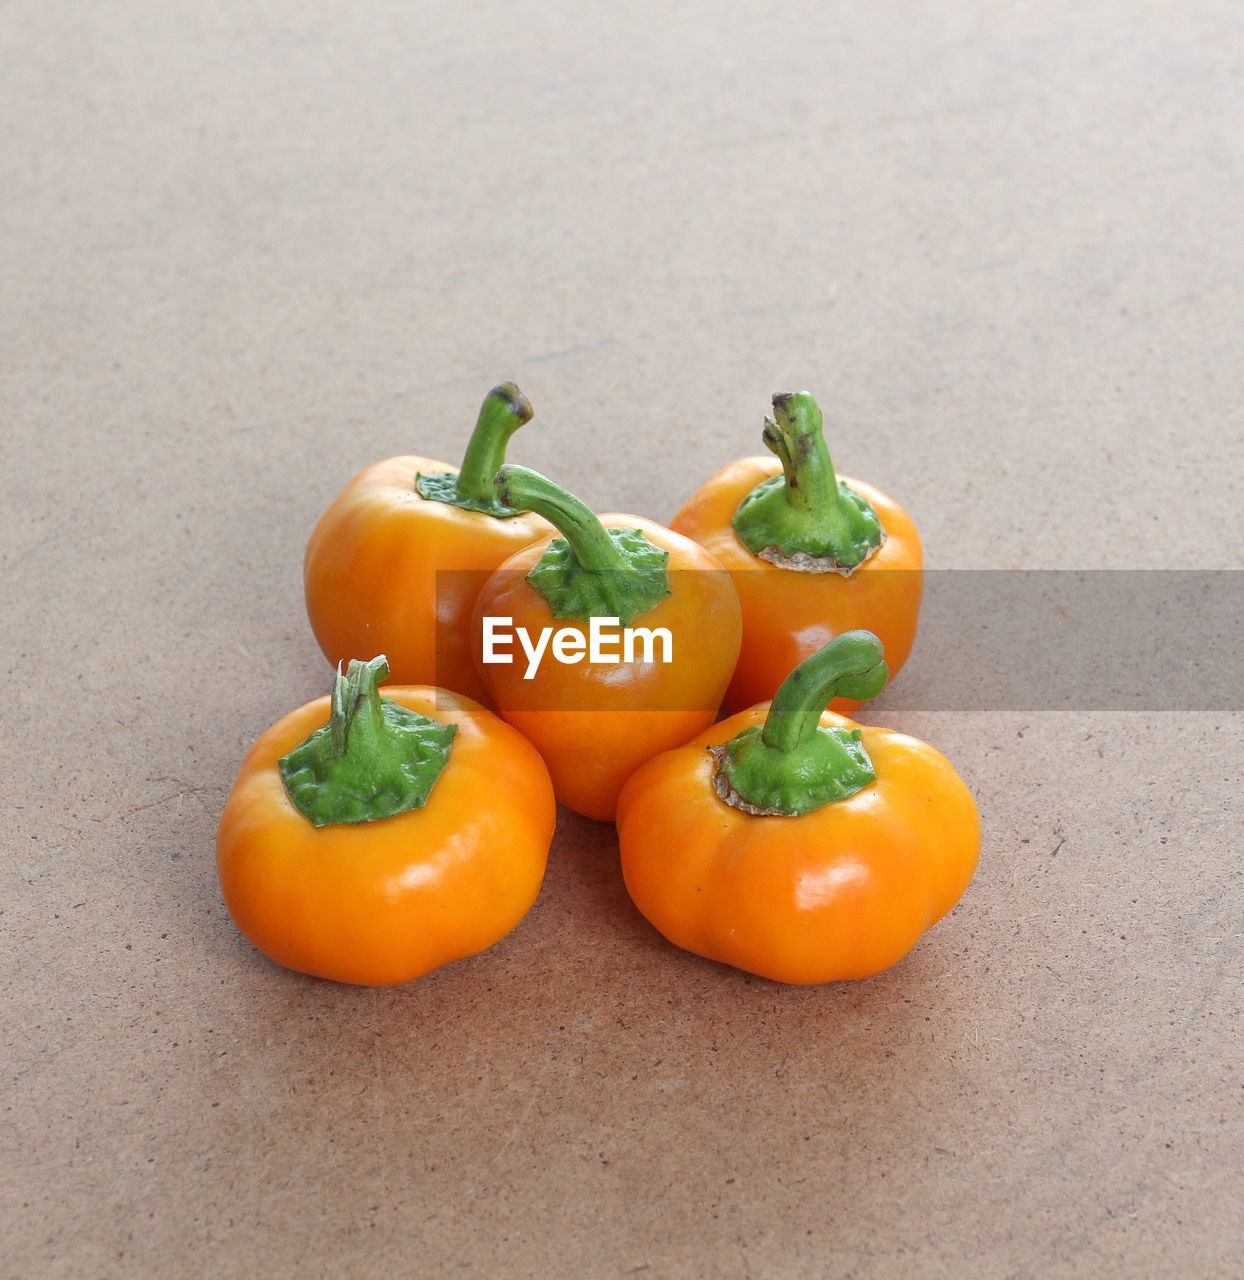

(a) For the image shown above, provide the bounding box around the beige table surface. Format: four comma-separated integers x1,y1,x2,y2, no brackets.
4,2,1241,1277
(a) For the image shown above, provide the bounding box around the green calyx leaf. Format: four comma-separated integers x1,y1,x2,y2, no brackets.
711,723,876,816
731,391,885,571
414,382,533,518
734,473,884,568
278,656,458,828
415,469,521,517
711,631,889,817
495,465,672,627
526,527,670,627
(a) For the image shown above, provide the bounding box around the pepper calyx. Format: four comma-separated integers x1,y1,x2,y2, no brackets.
415,382,532,518
731,391,885,572
496,465,671,627
527,527,670,626
709,727,876,816
711,631,889,817
279,656,457,827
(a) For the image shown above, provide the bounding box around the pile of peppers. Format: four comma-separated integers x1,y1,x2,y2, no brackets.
217,385,979,986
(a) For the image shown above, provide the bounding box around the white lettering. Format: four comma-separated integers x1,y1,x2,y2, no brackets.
481,616,513,664
479,617,675,676
624,626,673,664
517,626,552,680
552,628,586,664
589,616,621,663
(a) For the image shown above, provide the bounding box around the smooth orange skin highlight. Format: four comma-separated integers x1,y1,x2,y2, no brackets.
472,515,743,822
216,687,556,986
670,458,923,713
617,705,979,985
304,456,553,705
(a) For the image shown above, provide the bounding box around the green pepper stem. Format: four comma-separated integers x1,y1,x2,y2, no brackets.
278,656,458,827
732,392,885,569
494,465,671,626
711,632,890,817
327,654,389,756
495,465,626,572
454,383,534,504
764,393,843,519
760,632,889,753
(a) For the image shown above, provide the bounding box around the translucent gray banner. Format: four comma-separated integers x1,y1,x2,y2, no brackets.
438,569,1243,712
884,570,1242,711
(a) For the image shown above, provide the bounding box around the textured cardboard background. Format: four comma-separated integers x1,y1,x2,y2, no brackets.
3,2,1241,1276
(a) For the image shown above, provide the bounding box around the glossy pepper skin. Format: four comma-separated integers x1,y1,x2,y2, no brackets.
304,384,552,705
472,466,742,823
670,392,922,714
216,660,556,986
617,633,978,984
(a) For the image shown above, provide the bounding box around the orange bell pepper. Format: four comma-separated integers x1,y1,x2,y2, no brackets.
303,383,552,705
617,632,978,984
216,656,556,986
471,465,742,822
670,391,922,713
